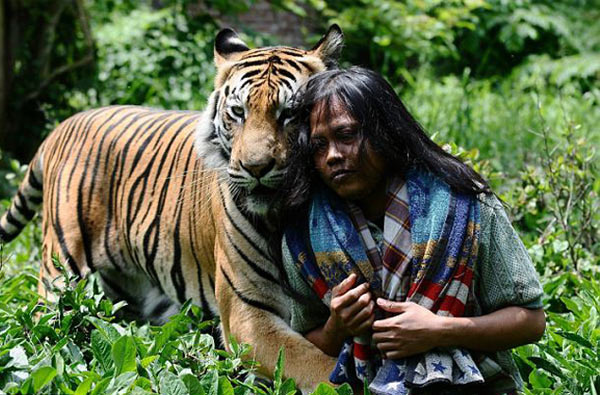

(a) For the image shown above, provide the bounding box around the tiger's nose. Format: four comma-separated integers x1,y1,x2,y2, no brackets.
241,159,276,179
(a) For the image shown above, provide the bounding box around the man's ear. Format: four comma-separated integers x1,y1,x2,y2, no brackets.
310,24,344,67
214,28,250,67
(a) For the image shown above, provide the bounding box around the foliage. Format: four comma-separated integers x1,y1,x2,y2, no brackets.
0,259,312,394
306,0,488,80
505,109,598,275
304,0,600,87
59,2,219,121
514,275,600,394
402,69,600,177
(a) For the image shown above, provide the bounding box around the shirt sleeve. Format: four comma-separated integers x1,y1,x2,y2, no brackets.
282,237,331,334
475,194,544,314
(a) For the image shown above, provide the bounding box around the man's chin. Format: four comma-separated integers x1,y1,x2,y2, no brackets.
330,185,366,201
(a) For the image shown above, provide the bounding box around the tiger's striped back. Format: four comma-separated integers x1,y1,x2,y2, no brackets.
0,26,344,390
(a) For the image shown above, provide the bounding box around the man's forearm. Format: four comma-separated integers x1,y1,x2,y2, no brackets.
305,317,347,357
437,307,545,352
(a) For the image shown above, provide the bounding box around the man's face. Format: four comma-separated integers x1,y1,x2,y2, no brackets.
309,97,386,201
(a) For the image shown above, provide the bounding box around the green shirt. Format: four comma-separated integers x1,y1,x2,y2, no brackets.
282,193,543,391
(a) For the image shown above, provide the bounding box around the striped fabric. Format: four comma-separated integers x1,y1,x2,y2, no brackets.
347,177,412,302
285,168,496,394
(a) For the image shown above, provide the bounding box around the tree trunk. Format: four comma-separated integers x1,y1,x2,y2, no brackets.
0,0,6,151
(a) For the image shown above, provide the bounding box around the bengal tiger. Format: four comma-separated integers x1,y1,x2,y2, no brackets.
0,26,342,390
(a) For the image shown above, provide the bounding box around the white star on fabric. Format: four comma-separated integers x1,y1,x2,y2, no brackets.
339,346,349,357
337,365,347,378
385,382,402,391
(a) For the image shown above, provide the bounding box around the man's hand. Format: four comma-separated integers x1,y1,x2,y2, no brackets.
325,273,375,338
372,299,444,359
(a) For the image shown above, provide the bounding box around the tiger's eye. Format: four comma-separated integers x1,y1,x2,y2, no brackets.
231,106,245,118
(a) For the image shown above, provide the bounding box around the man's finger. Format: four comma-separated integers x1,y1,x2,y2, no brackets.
341,291,371,317
372,316,402,331
335,282,370,309
375,342,399,352
371,330,398,343
346,300,374,328
332,273,357,297
384,350,408,360
354,315,375,334
376,298,410,313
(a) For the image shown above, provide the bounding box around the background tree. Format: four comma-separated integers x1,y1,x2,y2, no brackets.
0,0,95,161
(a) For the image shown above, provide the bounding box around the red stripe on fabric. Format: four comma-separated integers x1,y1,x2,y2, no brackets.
353,343,371,360
314,278,329,299
420,280,444,300
438,294,467,317
461,267,474,287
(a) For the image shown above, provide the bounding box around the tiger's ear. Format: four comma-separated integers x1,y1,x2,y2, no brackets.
214,28,250,67
310,24,344,67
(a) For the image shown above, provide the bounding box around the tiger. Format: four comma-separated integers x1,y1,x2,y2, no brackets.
0,26,342,390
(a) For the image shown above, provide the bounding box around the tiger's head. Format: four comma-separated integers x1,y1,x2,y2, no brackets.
196,25,344,216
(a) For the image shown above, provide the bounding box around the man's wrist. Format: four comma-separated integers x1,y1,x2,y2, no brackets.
436,316,474,349
324,315,348,340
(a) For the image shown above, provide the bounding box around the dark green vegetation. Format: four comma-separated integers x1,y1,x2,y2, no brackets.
1,0,598,393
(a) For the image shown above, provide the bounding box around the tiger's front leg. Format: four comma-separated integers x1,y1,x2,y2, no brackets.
213,244,337,392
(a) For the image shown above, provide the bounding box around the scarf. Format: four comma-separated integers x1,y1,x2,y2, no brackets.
285,169,488,394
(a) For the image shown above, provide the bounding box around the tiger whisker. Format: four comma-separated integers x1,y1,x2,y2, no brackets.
174,174,231,206
163,166,228,181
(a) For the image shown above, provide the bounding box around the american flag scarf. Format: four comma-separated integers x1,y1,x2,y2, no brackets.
285,169,488,394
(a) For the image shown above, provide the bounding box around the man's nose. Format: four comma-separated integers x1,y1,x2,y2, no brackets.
326,143,343,165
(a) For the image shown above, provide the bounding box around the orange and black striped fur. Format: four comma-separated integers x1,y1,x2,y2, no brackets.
0,27,343,390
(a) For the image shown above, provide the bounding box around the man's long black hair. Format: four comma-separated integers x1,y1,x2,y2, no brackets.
272,66,492,303
282,66,491,212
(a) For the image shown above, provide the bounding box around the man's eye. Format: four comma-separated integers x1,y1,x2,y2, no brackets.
311,140,327,152
338,130,357,141
231,106,245,118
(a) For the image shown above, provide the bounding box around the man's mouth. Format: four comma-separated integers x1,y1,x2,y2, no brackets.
330,169,355,182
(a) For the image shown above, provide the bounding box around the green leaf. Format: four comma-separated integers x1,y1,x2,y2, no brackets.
31,366,57,392
529,369,553,389
218,376,234,395
149,319,179,354
135,376,153,390
528,356,564,378
181,373,205,395
556,330,594,349
561,296,583,317
91,329,113,372
274,347,285,389
552,239,568,253
53,353,65,376
159,370,189,395
7,346,29,368
202,370,219,395
311,383,338,395
113,372,138,391
280,378,297,395
86,317,121,342
112,335,137,375
75,377,94,395
140,355,158,368
336,383,354,395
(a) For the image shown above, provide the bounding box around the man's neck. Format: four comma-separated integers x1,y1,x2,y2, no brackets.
357,177,388,222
